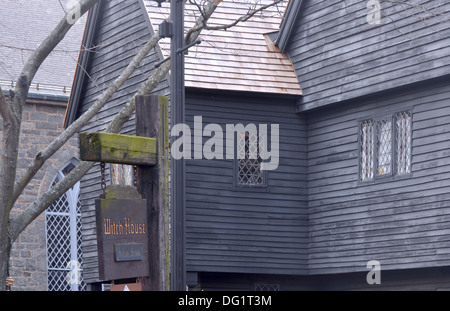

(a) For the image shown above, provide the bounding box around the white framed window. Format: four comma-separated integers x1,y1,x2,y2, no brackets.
45,160,85,291
359,111,412,182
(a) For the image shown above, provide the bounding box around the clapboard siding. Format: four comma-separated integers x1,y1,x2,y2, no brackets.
307,78,450,275
76,0,169,284
287,0,450,111
185,90,308,275
68,0,450,289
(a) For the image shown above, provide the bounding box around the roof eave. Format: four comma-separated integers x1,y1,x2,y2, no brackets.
275,0,303,52
64,1,102,128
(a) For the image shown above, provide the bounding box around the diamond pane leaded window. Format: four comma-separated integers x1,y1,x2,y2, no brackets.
360,120,374,181
238,132,264,185
359,111,412,182
376,118,392,177
396,111,412,175
46,161,85,291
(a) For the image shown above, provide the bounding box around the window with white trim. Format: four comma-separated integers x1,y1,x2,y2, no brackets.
359,111,412,181
45,161,85,291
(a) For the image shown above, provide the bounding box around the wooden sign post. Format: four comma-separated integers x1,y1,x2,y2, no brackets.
135,95,170,291
79,95,170,291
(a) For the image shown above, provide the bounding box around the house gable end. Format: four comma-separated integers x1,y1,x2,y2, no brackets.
64,0,167,128
64,1,103,128
286,0,450,112
66,0,169,285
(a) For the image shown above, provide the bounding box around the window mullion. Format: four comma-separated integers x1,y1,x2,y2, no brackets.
374,119,379,178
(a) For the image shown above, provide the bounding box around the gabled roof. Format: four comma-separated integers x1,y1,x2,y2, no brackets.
65,0,302,126
143,0,302,95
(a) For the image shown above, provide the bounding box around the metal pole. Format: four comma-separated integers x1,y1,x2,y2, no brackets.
170,0,186,291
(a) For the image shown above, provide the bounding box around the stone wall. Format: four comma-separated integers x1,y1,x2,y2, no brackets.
6,99,78,291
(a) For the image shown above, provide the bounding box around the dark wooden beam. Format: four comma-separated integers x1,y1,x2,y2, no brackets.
135,95,170,291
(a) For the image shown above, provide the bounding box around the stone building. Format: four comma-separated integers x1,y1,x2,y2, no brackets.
8,95,79,291
0,0,86,291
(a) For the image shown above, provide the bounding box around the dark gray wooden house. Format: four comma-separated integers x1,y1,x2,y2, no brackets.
65,0,450,290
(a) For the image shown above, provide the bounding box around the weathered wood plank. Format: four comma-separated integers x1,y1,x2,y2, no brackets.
79,132,157,165
135,95,170,291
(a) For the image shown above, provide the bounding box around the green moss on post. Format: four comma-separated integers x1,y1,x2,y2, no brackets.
79,132,157,165
158,95,171,291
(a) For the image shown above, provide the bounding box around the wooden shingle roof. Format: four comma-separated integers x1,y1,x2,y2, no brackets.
143,0,302,96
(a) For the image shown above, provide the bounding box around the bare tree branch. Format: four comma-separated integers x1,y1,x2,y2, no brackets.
5,0,289,289
11,31,162,206
13,0,100,111
185,0,283,43
0,0,101,291
9,161,95,242
9,0,226,241
11,0,283,207
0,0,100,228
200,0,283,30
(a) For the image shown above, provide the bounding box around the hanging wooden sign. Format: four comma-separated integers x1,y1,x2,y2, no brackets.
96,185,150,281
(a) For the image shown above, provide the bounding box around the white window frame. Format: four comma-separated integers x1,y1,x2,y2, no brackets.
45,159,85,291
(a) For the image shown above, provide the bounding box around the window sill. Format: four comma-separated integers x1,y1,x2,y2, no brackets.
231,184,270,192
357,172,413,186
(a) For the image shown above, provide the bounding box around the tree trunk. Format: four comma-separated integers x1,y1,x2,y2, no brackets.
0,235,12,291
0,88,21,291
